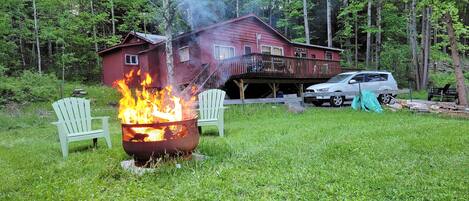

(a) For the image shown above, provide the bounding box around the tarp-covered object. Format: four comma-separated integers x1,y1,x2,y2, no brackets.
352,90,383,113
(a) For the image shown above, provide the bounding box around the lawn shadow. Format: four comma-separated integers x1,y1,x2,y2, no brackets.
68,139,108,154
198,127,221,137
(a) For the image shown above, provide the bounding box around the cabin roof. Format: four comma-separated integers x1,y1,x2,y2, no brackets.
99,14,343,55
291,42,344,52
131,32,167,44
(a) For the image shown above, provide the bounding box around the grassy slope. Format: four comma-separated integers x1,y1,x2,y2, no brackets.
0,96,468,200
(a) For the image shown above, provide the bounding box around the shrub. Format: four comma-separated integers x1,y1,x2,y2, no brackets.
0,71,59,105
429,72,469,87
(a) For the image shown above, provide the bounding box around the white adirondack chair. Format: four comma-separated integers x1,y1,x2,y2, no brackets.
197,89,226,137
52,97,111,158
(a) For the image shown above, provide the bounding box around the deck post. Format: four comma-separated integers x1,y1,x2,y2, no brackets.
234,79,246,103
297,83,304,97
299,83,304,103
273,83,277,98
268,83,279,98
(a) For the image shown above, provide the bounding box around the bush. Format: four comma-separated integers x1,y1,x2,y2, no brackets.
0,71,60,105
429,72,469,87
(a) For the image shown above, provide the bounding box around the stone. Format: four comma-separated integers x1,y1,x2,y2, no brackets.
429,105,440,111
286,103,305,113
120,160,156,176
388,103,403,110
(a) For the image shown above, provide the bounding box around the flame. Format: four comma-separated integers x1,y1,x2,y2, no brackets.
114,69,195,142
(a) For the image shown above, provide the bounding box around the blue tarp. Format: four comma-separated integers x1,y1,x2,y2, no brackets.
351,90,383,113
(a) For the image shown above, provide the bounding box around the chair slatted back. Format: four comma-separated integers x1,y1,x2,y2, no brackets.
52,97,92,134
198,89,225,120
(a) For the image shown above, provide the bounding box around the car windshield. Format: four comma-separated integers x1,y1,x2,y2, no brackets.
326,74,352,83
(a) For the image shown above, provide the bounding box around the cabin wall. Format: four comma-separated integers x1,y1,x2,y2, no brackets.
102,45,146,86
196,18,291,64
102,50,123,86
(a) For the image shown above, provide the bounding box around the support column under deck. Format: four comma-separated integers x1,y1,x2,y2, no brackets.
233,79,248,103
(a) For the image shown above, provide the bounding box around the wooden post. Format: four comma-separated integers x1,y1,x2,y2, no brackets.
234,79,247,103
299,83,304,105
273,83,277,98
268,83,279,98
299,83,304,97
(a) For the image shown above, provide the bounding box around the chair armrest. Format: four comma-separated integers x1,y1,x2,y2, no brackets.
91,116,110,120
51,121,63,126
91,116,110,133
51,121,68,141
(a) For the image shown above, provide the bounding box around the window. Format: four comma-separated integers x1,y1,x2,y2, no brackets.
214,45,235,60
261,45,284,56
244,46,252,55
311,54,316,59
366,73,388,82
179,46,189,62
352,74,365,83
325,51,333,60
294,48,306,58
125,54,138,65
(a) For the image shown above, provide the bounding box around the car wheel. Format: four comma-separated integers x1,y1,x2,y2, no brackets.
312,101,323,107
379,93,393,104
330,96,344,107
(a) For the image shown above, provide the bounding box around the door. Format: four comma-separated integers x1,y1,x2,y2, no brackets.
345,73,366,98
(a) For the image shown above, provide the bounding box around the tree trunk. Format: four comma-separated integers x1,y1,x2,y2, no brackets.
19,31,26,68
422,7,432,88
90,0,100,66
302,0,310,44
343,0,352,64
354,14,358,68
111,0,115,35
327,0,332,47
408,0,420,89
375,0,382,69
236,0,239,18
365,0,372,68
163,0,175,85
444,13,468,106
33,0,41,73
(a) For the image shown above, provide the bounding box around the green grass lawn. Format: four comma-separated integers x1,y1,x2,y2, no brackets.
1,102,468,200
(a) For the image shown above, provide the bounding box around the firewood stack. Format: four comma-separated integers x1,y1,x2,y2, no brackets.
387,99,469,117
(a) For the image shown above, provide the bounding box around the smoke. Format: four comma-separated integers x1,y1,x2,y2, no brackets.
178,0,228,30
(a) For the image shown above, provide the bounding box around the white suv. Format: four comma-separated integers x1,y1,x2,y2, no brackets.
305,71,398,107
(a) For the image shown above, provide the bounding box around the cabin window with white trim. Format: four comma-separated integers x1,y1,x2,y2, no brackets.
214,45,235,60
125,54,138,65
325,51,333,60
179,46,189,62
261,45,284,56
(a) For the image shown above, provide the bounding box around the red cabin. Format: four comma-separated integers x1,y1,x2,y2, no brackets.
98,14,343,98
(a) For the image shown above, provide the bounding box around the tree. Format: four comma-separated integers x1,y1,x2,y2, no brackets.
421,6,432,88
33,0,41,73
110,0,116,35
375,0,382,69
163,0,175,85
303,0,310,44
408,0,421,89
365,0,372,68
326,0,332,47
444,12,467,106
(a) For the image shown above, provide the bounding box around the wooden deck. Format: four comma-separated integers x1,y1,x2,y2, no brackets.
213,53,342,100
218,53,341,80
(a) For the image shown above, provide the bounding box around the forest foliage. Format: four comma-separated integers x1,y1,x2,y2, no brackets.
0,0,467,87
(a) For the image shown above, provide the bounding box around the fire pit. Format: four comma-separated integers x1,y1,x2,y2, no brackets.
121,119,199,164
114,70,199,166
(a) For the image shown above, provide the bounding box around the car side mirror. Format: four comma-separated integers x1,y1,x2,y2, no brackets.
349,79,357,84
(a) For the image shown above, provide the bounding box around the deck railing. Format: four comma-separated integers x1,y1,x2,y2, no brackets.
217,53,341,79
